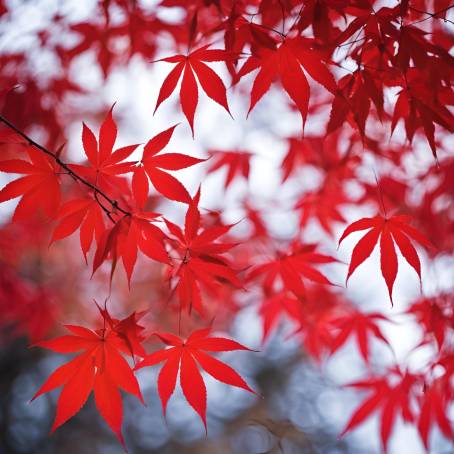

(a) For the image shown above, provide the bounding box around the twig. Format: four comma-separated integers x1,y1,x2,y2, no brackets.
407,5,454,26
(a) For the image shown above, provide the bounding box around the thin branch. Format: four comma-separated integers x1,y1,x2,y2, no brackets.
246,18,286,38
0,114,131,218
346,25,366,57
407,5,454,26
373,169,387,218
278,0,286,35
288,3,305,33
337,36,367,48
94,191,116,222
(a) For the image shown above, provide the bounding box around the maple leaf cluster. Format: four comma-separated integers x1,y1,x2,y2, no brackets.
0,0,453,452
31,307,254,446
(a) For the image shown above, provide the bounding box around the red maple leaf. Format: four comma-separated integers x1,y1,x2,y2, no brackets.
165,189,242,315
295,0,348,41
326,69,384,137
391,70,454,158
67,23,119,79
51,196,105,261
135,328,256,429
341,368,420,452
330,311,391,363
295,187,348,236
92,211,169,284
132,124,205,205
70,105,139,192
338,214,433,304
154,45,236,135
97,305,148,358
281,133,354,182
0,146,61,221
237,36,336,129
406,293,454,350
207,149,252,189
31,310,145,447
248,242,336,299
259,291,304,344
291,286,344,361
418,375,454,448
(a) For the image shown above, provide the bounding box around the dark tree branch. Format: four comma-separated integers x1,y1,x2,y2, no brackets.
408,5,454,26
0,114,131,219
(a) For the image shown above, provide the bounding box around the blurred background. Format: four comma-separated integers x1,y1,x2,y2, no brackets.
0,1,453,453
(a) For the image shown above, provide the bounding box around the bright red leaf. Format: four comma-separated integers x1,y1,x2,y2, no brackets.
330,311,391,364
339,214,432,304
70,105,139,191
259,291,304,344
237,36,336,129
92,211,169,285
341,368,420,452
135,327,256,429
248,242,337,299
133,124,205,205
207,149,252,189
32,309,145,447
154,46,236,135
418,376,454,449
165,189,242,315
0,146,61,221
51,197,105,261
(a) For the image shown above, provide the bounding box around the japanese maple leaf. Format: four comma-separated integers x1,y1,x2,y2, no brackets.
154,45,236,135
391,74,454,158
356,175,409,211
340,368,420,452
418,376,454,448
295,0,348,41
259,291,304,344
164,189,242,315
67,23,120,79
135,328,255,429
31,311,145,447
237,36,336,129
338,214,432,305
295,187,348,236
207,149,252,189
51,197,105,261
132,124,205,205
291,286,343,362
97,305,148,358
395,26,454,76
330,311,391,364
70,105,139,191
326,69,383,137
281,132,359,183
406,293,454,350
248,242,336,299
0,146,61,221
332,3,399,50
93,211,169,285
